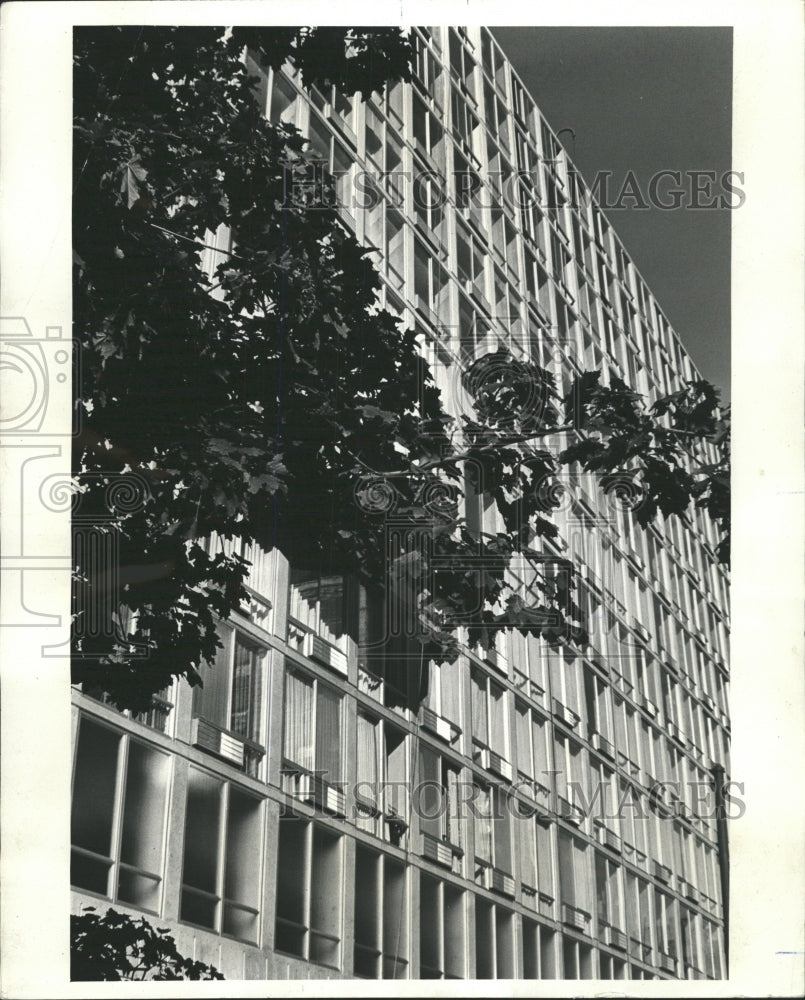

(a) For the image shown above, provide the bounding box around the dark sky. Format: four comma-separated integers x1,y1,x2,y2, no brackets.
492,27,732,401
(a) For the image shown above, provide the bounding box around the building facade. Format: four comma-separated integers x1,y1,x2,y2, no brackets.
70,26,730,980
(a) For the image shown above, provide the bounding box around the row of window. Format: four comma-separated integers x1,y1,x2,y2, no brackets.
455,26,704,403
268,53,706,413
417,27,711,398
185,586,727,828
205,521,727,725
89,609,726,896
261,56,726,571
70,715,724,978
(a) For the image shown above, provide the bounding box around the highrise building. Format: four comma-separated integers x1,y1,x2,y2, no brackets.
70,26,730,981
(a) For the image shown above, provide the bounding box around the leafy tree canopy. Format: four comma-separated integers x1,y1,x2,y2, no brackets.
72,26,729,712
71,907,224,980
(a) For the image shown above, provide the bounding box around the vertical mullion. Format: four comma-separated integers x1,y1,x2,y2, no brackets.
154,749,173,917
110,733,128,902
377,854,385,978
311,679,318,775
377,721,385,839
437,881,445,978
491,902,498,980
303,821,312,961
217,782,229,933
225,628,235,731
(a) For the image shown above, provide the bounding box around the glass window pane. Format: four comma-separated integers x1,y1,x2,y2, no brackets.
118,741,169,908
71,851,112,896
283,668,314,771
276,816,307,928
315,684,342,784
419,874,441,976
71,720,121,862
230,638,263,741
495,907,515,978
181,889,218,930
290,568,319,629
182,769,222,898
493,788,512,874
270,72,298,124
489,682,507,756
223,903,258,943
417,746,442,839
443,884,465,978
194,622,233,728
225,789,262,923
383,858,408,978
475,898,494,979
318,575,345,641
354,846,380,977
310,826,342,967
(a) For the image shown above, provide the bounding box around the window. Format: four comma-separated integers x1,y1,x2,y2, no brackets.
269,70,299,125
304,112,355,220
356,582,428,713
413,236,449,323
288,567,348,651
517,810,554,903
511,75,533,125
412,92,446,170
540,118,559,162
680,905,702,975
557,830,592,923
180,768,263,943
619,776,648,860
275,817,343,968
448,28,477,100
193,625,267,775
482,80,511,154
475,898,515,978
549,648,583,724
524,248,552,321
420,874,466,978
660,668,678,726
82,679,175,736
554,733,585,819
654,889,679,963
514,127,535,175
353,845,409,978
308,82,356,137
522,916,556,978
418,745,463,860
451,86,481,154
595,852,623,932
471,666,510,761
364,102,385,173
282,666,342,785
514,700,551,797
414,32,445,109
491,262,522,338
592,764,619,836
355,711,409,845
455,221,488,304
702,918,724,978
583,667,612,745
413,174,448,248
423,657,463,727
490,207,519,282
474,782,513,890
625,871,653,960
71,718,170,913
